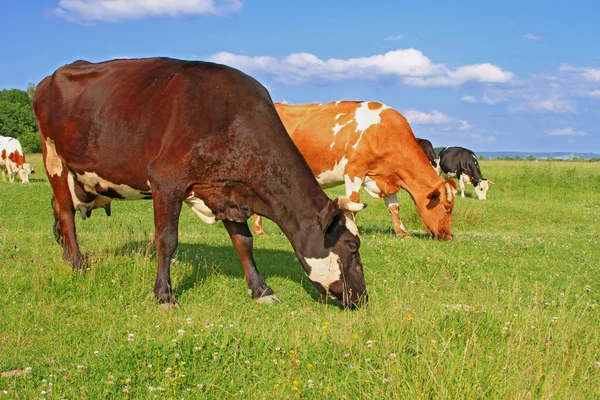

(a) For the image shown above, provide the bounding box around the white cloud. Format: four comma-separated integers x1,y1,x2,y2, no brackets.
587,89,600,97
404,109,473,132
523,33,541,41
52,0,242,23
546,127,586,136
404,109,454,125
558,63,600,82
209,49,514,88
529,95,576,114
460,95,477,103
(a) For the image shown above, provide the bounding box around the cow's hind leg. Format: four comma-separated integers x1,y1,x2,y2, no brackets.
223,220,278,304
384,193,410,237
48,177,85,270
251,214,266,236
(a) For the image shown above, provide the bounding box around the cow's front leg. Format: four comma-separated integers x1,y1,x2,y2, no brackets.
223,220,278,304
459,175,466,198
384,193,410,237
345,175,363,221
49,177,85,270
151,189,183,308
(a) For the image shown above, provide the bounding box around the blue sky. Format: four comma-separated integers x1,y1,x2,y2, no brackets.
2,0,599,152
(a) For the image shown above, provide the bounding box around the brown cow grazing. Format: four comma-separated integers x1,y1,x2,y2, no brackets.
253,102,456,239
33,58,368,309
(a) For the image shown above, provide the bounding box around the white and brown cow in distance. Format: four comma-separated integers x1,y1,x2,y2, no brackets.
438,146,491,200
253,101,456,240
33,57,368,309
0,136,35,183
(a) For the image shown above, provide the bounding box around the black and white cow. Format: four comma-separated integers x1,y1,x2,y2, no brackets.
438,147,491,200
416,138,441,175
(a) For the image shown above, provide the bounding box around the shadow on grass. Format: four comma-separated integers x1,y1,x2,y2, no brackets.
359,225,432,240
113,239,325,305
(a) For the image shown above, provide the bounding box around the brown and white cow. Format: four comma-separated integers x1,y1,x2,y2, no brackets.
253,101,456,240
33,58,368,309
0,136,35,183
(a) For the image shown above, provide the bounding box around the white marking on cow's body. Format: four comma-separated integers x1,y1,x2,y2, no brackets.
44,138,63,178
335,113,344,120
344,174,362,196
304,252,342,290
76,172,150,200
335,101,341,105
434,159,442,175
352,102,388,150
363,176,382,198
316,157,347,188
68,173,88,209
184,196,217,224
330,120,352,149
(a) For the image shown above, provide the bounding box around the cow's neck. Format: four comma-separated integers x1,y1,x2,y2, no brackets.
255,182,329,256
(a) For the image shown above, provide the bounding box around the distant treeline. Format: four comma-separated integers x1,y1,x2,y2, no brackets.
0,86,41,153
433,147,600,162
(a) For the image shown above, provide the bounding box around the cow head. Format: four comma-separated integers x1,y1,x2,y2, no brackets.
17,163,34,183
301,196,368,309
420,179,456,240
474,179,490,200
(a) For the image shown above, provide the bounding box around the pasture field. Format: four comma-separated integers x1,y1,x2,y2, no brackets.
1,155,599,399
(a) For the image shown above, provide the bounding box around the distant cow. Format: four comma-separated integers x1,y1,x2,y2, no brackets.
0,136,34,182
253,102,456,239
33,58,368,309
416,138,441,175
438,146,491,200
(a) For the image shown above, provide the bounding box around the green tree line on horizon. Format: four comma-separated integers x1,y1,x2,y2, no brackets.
0,84,41,153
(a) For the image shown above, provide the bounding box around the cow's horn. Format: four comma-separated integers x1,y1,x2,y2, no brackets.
334,196,367,212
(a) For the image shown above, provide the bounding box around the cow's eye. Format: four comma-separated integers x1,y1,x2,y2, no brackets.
346,240,358,252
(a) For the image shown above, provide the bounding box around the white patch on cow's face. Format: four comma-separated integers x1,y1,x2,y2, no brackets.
76,172,150,200
17,164,32,183
352,102,388,150
344,215,360,237
184,196,217,224
316,157,348,188
363,176,382,198
44,138,63,177
474,180,489,200
305,252,341,290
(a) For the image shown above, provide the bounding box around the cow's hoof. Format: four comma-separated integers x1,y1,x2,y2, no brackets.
159,301,180,310
255,295,280,304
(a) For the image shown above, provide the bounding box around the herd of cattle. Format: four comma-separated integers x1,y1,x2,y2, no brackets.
2,57,492,309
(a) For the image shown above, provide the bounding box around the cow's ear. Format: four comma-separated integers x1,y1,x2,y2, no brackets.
318,200,344,235
426,189,441,209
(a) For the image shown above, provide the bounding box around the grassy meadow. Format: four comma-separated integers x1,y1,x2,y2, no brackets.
1,154,599,399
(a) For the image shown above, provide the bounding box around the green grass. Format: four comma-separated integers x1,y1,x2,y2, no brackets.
1,155,599,399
